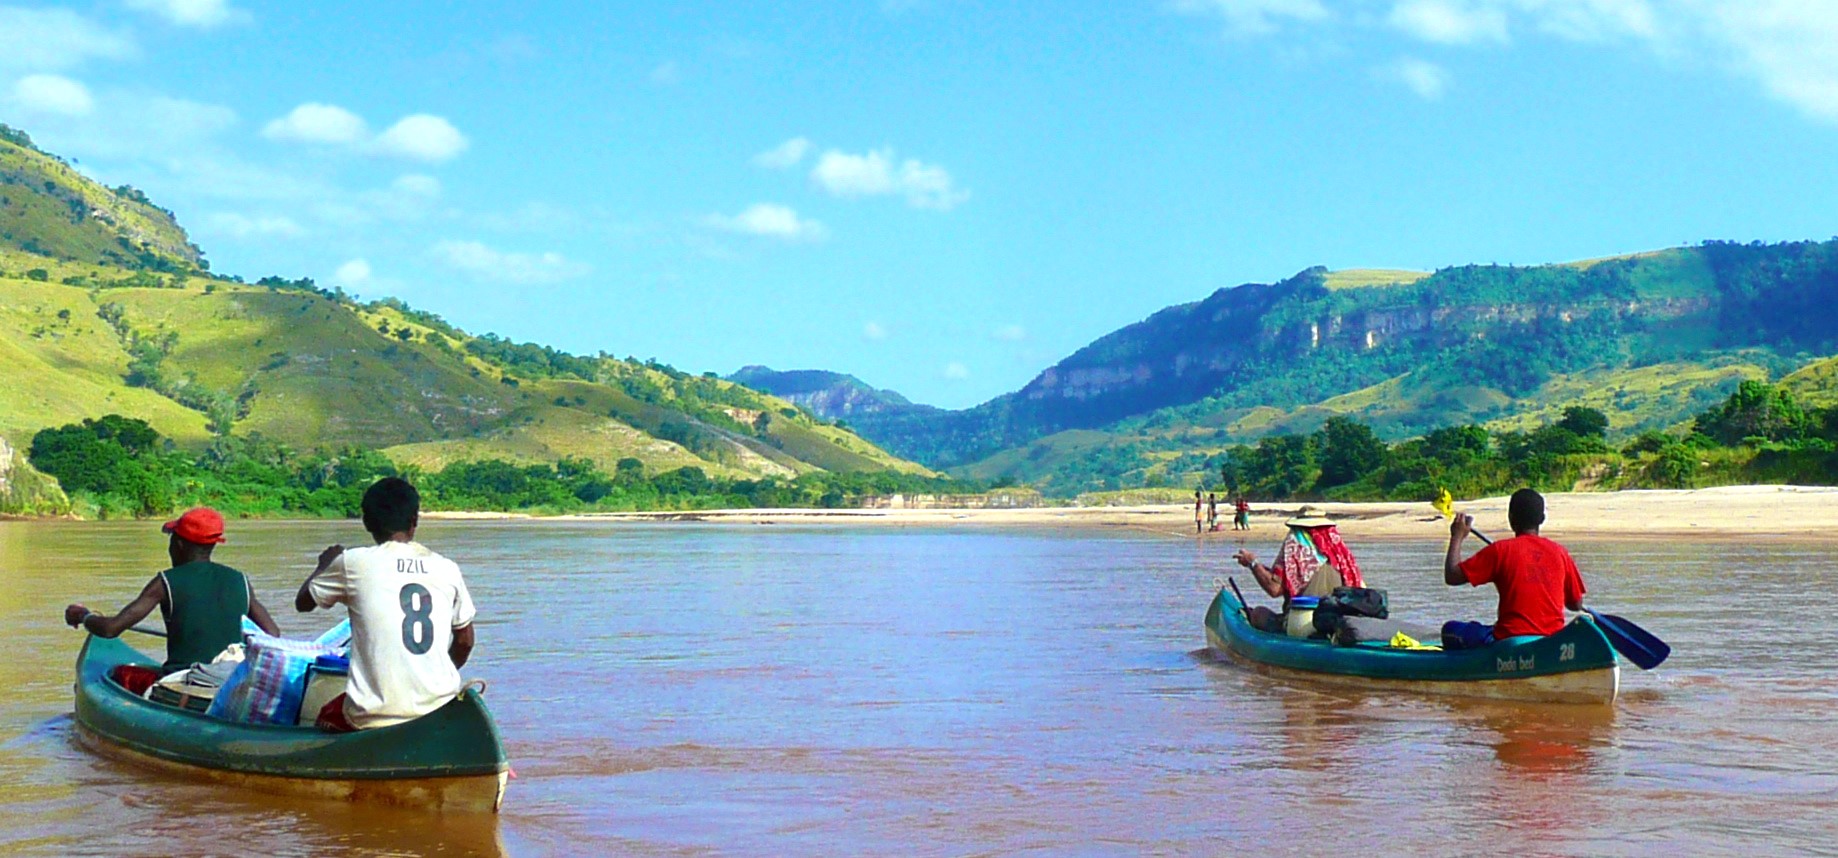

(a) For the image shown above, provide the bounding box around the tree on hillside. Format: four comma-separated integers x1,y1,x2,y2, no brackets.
1694,381,1809,445
1556,406,1609,439
1422,424,1491,467
1315,417,1386,488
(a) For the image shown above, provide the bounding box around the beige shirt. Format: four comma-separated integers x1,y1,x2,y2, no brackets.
310,541,476,729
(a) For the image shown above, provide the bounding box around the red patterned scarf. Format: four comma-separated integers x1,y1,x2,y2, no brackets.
1274,525,1365,596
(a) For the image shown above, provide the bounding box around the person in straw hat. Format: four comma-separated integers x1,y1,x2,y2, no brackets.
1232,505,1366,633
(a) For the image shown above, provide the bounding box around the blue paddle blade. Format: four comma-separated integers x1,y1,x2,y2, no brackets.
1586,608,1670,670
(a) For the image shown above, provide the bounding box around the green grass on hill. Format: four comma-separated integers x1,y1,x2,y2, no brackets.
0,276,212,444
0,259,927,483
1782,356,1838,408
1322,269,1430,290
1,135,199,269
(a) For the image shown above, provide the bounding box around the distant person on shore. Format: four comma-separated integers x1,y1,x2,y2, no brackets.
1206,493,1219,531
1440,489,1586,650
1233,506,1366,632
296,477,476,732
1194,490,1204,535
63,508,281,688
1233,496,1251,531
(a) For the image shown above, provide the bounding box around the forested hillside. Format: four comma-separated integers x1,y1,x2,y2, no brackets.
808,242,1838,493
0,124,933,517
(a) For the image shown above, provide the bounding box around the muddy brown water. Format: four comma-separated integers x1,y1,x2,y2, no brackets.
1,520,1835,856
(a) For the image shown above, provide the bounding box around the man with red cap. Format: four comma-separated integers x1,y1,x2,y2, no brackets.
64,507,281,682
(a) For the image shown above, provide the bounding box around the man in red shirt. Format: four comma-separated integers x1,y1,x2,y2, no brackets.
1441,489,1586,649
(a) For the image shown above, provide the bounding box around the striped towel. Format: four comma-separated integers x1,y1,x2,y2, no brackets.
206,631,343,725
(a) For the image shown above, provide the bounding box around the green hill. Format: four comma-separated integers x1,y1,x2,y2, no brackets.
1,125,202,270
0,127,927,490
818,241,1838,494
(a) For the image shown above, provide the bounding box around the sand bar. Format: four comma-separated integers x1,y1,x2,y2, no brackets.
423,485,1838,541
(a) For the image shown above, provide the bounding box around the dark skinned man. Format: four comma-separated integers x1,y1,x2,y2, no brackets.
296,477,476,731
64,508,281,690
1441,488,1586,650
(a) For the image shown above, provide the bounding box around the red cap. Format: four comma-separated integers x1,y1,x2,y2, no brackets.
162,508,227,545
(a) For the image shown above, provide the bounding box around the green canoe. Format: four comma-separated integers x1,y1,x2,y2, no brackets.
73,634,509,812
1205,588,1620,705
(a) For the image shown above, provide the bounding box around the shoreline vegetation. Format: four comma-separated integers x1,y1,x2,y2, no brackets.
9,380,1838,531
15,486,1835,542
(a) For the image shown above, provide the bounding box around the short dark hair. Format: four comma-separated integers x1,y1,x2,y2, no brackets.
361,477,420,537
1508,488,1545,533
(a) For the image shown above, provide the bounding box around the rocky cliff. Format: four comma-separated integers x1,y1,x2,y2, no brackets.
0,433,70,516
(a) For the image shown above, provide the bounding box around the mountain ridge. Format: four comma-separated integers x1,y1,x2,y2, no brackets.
0,127,929,485
777,241,1838,493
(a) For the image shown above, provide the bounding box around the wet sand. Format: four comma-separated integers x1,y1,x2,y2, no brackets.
422,485,1838,541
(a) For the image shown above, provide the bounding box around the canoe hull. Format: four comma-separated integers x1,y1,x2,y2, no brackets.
74,634,509,813
1205,589,1620,706
74,724,508,813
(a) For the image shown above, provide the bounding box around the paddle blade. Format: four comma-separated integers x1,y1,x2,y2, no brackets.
1586,608,1670,670
1432,488,1454,519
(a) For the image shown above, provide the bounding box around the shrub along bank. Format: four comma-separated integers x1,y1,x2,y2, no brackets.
1210,380,1838,501
25,415,976,519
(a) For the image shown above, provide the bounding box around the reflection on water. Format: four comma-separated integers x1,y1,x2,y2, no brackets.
2,521,1838,855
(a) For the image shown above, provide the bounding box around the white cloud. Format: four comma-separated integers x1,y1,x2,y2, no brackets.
810,147,970,210
11,74,94,117
650,61,681,85
1170,0,1330,35
943,362,970,379
1692,0,1838,123
261,105,467,162
992,324,1028,342
1379,56,1452,98
1389,0,1509,44
431,239,588,284
374,114,469,162
862,321,888,341
0,7,135,72
262,103,368,144
752,136,812,169
392,174,442,197
206,212,303,238
704,203,827,242
333,258,373,287
1512,0,1657,42
124,0,250,29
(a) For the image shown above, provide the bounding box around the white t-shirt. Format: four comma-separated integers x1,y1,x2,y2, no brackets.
310,541,477,729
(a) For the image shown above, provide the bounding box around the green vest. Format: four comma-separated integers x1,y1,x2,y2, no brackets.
158,560,250,673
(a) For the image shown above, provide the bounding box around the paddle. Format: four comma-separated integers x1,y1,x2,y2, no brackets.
1431,490,1671,670
127,625,168,638
1227,576,1254,622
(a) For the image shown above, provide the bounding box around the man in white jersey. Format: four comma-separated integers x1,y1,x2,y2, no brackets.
294,477,476,731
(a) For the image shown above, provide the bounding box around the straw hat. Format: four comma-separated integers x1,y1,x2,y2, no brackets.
1285,506,1333,528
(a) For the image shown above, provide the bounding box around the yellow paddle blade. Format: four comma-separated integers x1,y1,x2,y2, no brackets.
1432,488,1454,519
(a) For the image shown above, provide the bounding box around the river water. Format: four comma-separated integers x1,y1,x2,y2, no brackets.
1,520,1835,856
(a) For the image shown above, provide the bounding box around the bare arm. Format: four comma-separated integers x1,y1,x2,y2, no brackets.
1444,513,1471,586
295,545,344,613
246,589,281,636
1233,550,1285,597
65,576,166,638
449,624,475,669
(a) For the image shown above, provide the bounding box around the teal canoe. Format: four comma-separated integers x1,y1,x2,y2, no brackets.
73,634,509,812
1205,589,1620,705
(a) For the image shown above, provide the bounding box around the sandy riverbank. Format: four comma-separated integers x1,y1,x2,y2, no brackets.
420,485,1838,541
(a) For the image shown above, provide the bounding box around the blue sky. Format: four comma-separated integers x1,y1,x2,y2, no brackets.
4,1,1838,408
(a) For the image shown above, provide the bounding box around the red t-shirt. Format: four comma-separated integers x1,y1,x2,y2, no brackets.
1458,534,1586,638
